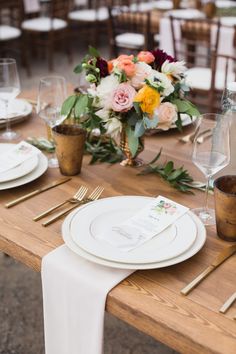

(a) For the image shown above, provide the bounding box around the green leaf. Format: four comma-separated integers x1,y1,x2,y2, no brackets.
148,148,162,165
133,102,142,117
126,126,139,157
74,95,89,118
61,95,77,117
172,99,191,112
73,63,83,74
167,168,184,181
88,46,100,58
134,120,145,138
144,115,158,129
164,161,174,175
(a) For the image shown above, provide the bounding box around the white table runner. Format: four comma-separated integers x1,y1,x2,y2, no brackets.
42,245,133,354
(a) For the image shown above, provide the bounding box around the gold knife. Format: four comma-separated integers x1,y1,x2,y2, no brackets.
5,177,71,208
181,244,236,296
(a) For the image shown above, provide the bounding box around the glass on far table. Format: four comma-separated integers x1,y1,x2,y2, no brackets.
192,113,230,225
0,58,21,140
37,75,67,168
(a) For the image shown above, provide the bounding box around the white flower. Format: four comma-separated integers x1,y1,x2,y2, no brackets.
147,70,174,97
96,108,110,121
161,60,187,80
104,117,122,138
130,62,152,89
96,75,120,109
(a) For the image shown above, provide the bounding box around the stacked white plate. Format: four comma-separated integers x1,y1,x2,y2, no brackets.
0,143,48,190
0,99,32,129
62,196,206,269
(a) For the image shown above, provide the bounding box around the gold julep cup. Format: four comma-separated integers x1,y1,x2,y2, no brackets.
214,175,236,242
52,124,86,176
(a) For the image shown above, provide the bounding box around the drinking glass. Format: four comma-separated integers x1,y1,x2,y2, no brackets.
192,113,230,225
37,76,67,168
0,58,21,140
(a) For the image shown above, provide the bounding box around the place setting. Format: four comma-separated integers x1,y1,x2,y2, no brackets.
2,2,236,351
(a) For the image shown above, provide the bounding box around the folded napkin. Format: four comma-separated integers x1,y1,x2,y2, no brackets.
42,245,133,354
0,141,40,175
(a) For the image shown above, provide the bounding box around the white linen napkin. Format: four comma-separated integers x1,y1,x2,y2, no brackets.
42,245,133,354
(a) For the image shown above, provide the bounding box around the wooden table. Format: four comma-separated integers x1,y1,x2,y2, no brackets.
1,92,236,354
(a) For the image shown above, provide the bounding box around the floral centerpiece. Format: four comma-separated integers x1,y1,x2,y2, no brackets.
62,47,200,166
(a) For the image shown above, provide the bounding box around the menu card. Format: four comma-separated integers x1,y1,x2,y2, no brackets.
0,141,40,174
96,196,189,251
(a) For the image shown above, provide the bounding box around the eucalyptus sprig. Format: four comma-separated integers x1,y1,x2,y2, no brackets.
26,137,55,153
85,137,123,164
139,149,195,193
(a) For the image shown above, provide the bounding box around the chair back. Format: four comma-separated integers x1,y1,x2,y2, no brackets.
108,0,151,55
0,0,23,27
170,16,221,68
50,0,70,20
210,51,236,111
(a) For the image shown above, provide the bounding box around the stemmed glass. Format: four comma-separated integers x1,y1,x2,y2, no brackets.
192,113,230,225
37,76,67,168
0,58,21,140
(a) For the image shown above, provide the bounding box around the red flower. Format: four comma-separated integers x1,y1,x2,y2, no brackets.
151,49,176,71
96,57,109,77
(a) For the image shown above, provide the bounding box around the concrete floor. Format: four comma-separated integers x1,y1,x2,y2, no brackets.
0,40,178,354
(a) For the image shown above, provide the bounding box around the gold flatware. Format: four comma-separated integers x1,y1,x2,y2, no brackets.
5,178,71,208
33,185,88,221
181,245,236,296
42,185,104,227
179,128,211,144
219,292,236,314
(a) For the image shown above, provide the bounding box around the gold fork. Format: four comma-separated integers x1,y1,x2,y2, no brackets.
33,185,88,221
42,186,104,227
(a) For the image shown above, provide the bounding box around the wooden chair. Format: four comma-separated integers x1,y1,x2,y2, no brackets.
170,16,221,111
209,51,236,112
108,1,152,57
68,0,109,47
0,0,22,55
21,0,71,72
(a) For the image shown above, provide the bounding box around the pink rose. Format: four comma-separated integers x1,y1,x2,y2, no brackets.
111,83,136,112
156,102,177,131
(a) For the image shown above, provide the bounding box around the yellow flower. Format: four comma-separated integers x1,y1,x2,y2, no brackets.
134,85,160,115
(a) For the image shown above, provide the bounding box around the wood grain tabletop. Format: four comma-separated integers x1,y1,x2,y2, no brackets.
0,91,236,354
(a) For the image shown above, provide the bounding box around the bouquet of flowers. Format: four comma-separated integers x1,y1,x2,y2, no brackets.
62,47,199,163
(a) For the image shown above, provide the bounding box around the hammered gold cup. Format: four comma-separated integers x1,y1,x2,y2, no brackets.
214,175,236,242
52,124,86,176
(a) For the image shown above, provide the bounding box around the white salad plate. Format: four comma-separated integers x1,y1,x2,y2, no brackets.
62,204,206,270
0,144,39,183
0,144,48,190
0,99,32,128
69,196,197,264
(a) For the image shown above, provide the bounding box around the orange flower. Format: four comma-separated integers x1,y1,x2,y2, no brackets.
107,60,114,74
117,54,134,62
134,85,160,115
137,51,155,64
117,59,136,77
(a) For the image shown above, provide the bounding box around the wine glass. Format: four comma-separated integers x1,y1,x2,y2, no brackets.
0,58,21,140
192,113,230,225
37,76,67,168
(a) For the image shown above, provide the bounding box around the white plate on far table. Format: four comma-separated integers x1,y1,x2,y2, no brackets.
220,17,236,27
0,144,48,190
167,9,205,19
0,99,32,128
68,196,197,264
0,144,38,183
62,206,206,270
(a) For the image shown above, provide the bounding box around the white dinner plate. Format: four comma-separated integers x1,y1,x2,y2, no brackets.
0,99,32,128
0,144,38,183
69,196,197,264
0,144,48,190
62,208,206,270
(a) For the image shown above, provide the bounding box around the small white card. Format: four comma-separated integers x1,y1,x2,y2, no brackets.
0,141,40,174
96,196,189,252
